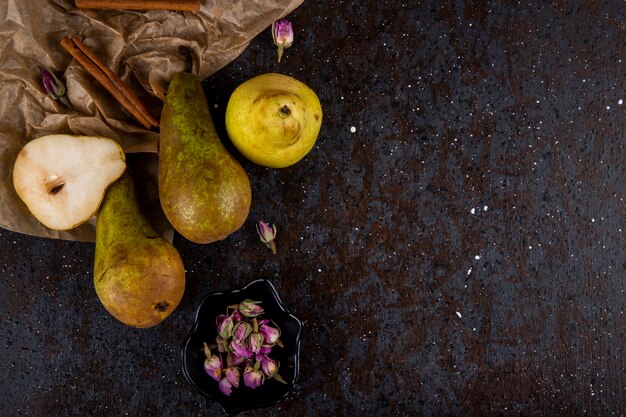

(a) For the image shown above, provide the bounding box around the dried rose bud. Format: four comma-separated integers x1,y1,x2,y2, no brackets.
39,67,70,107
218,314,235,339
272,19,293,63
238,299,264,317
218,377,233,396
230,339,253,359
259,344,273,355
227,351,247,367
204,354,222,382
243,364,265,389
224,366,241,388
259,322,281,345
249,331,264,355
233,321,253,343
215,335,228,353
215,314,226,330
232,309,243,323
258,354,279,378
256,220,277,254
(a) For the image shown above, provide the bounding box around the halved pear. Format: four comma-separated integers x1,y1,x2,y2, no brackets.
225,73,323,168
12,134,126,231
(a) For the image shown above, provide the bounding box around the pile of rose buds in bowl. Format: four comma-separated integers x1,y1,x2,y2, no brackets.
203,300,286,395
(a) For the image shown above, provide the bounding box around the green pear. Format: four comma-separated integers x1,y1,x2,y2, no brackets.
159,72,252,244
94,171,185,328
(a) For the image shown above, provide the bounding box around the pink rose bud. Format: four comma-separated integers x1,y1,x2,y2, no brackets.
272,19,293,63
218,377,233,396
238,299,264,317
258,354,279,378
228,351,247,367
204,355,222,382
259,322,281,345
217,314,235,339
39,66,70,107
233,321,253,343
230,339,253,359
232,309,243,323
256,220,277,254
224,366,241,388
243,364,265,389
249,332,264,355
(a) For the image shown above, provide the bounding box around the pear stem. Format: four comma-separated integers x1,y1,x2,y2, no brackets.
279,105,291,117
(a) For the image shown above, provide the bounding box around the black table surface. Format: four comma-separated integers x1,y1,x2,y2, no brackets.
1,1,625,416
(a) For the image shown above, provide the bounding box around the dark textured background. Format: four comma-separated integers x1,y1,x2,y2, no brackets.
1,1,625,416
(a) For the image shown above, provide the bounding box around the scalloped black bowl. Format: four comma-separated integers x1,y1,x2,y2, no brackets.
181,279,303,416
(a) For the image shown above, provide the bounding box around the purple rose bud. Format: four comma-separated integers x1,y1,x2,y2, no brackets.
224,366,241,388
249,332,263,355
243,364,265,389
204,355,222,381
256,220,277,254
238,299,264,317
218,314,235,339
233,321,253,343
39,67,70,107
218,377,233,396
230,339,253,359
258,354,279,378
272,19,293,63
259,344,272,355
259,322,281,345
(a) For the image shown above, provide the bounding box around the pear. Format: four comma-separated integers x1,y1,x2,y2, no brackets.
225,73,323,168
94,171,185,328
12,134,126,230
159,71,251,244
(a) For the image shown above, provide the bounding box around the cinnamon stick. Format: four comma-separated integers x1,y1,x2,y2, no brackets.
70,36,159,127
75,0,201,11
60,36,157,129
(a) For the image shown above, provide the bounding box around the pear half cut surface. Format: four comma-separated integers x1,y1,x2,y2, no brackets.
225,73,323,168
12,134,126,231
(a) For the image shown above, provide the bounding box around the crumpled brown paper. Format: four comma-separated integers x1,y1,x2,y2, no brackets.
0,0,302,241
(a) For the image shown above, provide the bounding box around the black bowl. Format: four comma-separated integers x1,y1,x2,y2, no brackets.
181,279,303,416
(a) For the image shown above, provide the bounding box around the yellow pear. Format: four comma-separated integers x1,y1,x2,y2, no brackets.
225,73,323,168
